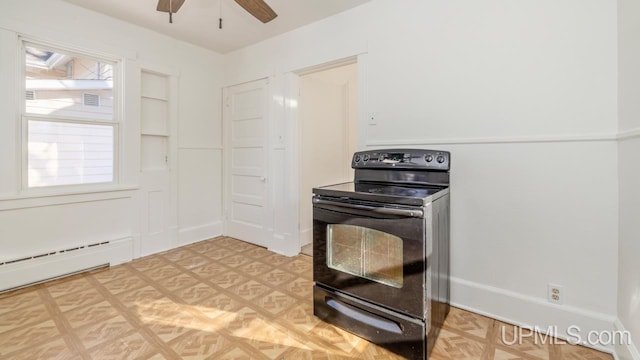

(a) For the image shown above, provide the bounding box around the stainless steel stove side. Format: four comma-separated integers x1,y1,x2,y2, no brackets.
427,192,451,353
424,202,433,334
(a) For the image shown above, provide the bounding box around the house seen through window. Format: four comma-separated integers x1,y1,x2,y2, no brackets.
24,42,117,188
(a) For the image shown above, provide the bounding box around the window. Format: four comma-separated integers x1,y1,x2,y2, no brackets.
23,41,118,188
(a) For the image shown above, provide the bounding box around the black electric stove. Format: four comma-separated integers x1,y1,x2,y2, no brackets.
312,149,451,360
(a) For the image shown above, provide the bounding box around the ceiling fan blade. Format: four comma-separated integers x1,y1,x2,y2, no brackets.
234,0,278,23
156,0,186,13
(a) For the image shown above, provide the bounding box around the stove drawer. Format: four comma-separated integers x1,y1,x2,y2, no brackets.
314,284,428,360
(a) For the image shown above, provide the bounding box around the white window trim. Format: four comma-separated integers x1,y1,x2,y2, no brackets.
19,38,123,195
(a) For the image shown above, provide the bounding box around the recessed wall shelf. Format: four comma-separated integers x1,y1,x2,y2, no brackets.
140,71,169,171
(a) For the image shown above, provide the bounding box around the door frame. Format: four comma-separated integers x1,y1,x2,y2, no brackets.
219,54,366,257
286,55,364,253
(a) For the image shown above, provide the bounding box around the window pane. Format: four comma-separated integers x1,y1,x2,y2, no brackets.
25,45,113,121
28,120,114,187
327,224,403,288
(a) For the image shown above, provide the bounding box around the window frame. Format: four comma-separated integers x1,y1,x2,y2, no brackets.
20,39,122,192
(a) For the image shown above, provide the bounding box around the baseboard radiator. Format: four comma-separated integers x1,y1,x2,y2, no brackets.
0,237,133,293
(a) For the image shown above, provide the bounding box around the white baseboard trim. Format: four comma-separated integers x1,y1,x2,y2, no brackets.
613,319,640,360
451,276,617,355
299,228,312,247
178,221,223,247
0,237,133,293
139,226,180,258
268,232,299,257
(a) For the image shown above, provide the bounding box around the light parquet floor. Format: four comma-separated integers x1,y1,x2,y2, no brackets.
0,236,613,359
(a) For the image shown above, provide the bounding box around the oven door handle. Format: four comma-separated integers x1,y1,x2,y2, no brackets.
312,198,423,218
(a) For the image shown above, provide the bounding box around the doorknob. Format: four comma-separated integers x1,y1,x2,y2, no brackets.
260,176,267,182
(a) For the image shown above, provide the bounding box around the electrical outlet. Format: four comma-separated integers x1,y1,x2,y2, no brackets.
548,283,564,304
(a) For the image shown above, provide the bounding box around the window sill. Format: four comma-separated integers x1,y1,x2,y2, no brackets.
0,185,139,211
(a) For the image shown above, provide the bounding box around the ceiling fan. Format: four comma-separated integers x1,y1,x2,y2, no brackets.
157,0,277,24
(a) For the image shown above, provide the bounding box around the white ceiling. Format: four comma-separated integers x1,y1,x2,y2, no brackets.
63,0,370,54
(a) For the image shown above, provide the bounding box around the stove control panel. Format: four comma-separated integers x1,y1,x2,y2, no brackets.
352,149,450,170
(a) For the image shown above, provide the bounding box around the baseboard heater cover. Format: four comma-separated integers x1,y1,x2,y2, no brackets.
0,263,109,294
0,241,110,267
0,237,133,293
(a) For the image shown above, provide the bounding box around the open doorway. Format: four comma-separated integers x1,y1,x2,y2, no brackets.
298,61,358,256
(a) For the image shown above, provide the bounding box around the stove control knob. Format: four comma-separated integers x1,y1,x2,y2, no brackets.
425,154,434,163
354,155,361,163
363,154,370,162
437,155,446,164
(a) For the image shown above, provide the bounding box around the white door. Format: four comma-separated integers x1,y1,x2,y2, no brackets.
139,70,177,256
223,79,271,247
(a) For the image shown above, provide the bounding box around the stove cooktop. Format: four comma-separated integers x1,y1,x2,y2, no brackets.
313,182,448,206
364,185,439,198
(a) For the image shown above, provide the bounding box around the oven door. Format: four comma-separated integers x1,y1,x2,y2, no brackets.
313,196,428,318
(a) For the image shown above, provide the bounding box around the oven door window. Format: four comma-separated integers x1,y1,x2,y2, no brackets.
327,224,403,288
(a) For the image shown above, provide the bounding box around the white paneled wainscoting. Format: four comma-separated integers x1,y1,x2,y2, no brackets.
366,133,622,357
0,190,136,293
177,147,224,247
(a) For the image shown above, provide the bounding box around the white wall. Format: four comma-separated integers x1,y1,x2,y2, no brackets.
0,0,223,289
176,43,224,246
224,0,620,350
617,0,640,358
299,63,358,246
